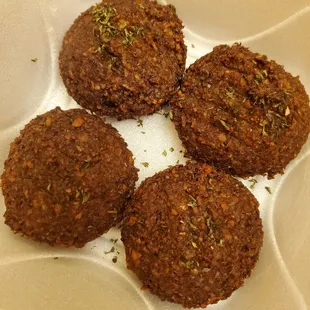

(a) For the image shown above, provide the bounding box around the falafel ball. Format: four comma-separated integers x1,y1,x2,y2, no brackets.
1,107,138,247
121,162,263,308
59,0,186,119
172,43,310,178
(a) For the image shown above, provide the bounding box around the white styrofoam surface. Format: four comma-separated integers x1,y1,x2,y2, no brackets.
0,0,310,309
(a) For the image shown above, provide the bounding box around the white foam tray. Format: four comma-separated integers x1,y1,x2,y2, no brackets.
0,0,310,309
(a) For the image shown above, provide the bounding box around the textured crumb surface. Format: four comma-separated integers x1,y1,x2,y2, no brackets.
59,0,187,119
172,43,310,178
122,162,263,308
1,107,138,247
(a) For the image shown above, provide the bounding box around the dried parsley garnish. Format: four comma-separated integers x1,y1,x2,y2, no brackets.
141,162,149,168
137,119,143,127
226,87,235,100
265,186,272,194
249,179,258,189
220,120,231,131
92,3,144,52
187,195,197,208
82,192,91,204
107,209,118,214
123,29,135,45
260,120,268,136
104,247,115,255
92,4,118,52
191,242,198,249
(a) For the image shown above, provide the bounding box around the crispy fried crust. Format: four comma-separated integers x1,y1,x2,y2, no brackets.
59,0,186,119
172,44,310,178
1,107,138,247
122,162,263,308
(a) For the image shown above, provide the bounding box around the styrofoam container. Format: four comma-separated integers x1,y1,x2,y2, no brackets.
0,0,310,309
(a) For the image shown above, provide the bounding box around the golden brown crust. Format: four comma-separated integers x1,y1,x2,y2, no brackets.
1,107,138,247
59,0,186,119
122,162,263,308
172,44,310,178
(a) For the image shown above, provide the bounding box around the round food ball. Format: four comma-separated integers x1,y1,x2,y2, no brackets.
59,0,186,119
1,107,138,247
172,43,310,178
121,162,263,308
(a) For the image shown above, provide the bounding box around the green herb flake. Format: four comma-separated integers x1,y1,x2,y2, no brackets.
104,247,115,255
220,120,231,131
82,192,91,204
192,242,198,249
112,256,118,263
187,195,197,208
164,110,174,120
76,145,83,152
191,44,195,48
123,28,134,45
226,88,235,100
31,58,38,63
249,179,258,189
132,26,144,36
162,150,167,157
169,147,175,152
137,119,143,127
176,160,180,164
255,72,265,82
265,186,272,194
189,221,198,230
110,238,118,244
260,120,268,136
284,89,292,97
107,209,118,214
141,131,146,134
92,4,118,52
141,162,149,168
75,189,81,199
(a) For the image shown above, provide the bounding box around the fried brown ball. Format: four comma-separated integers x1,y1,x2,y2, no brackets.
172,43,310,179
59,0,186,120
1,107,138,247
121,162,263,309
